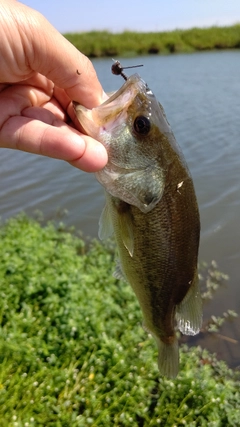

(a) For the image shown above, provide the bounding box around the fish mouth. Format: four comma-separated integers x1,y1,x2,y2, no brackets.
99,73,146,107
73,73,149,139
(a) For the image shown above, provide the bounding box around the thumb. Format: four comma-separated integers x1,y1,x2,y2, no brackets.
13,1,104,108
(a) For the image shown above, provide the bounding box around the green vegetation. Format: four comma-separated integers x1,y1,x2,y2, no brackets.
64,25,240,57
0,214,239,426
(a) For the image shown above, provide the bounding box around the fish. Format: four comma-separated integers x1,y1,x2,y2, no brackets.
73,72,202,378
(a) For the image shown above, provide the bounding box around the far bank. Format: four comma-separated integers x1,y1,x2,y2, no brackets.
64,24,240,57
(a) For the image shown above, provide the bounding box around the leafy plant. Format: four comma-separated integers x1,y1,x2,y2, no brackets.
0,214,239,426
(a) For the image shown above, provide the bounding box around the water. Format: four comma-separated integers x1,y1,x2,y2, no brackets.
1,51,240,367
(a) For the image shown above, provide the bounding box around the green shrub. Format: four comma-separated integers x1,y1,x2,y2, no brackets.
0,214,239,426
64,25,240,57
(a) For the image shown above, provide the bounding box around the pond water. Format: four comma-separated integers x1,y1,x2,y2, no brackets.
1,51,240,368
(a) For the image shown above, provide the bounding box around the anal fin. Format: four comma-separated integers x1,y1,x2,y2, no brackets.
176,274,202,336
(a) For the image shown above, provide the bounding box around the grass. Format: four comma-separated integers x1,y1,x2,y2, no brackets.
0,214,239,426
63,25,240,57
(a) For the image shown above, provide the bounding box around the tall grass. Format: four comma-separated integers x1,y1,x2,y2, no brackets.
64,25,240,57
0,214,239,426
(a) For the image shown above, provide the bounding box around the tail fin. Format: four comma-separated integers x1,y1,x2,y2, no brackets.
156,337,179,378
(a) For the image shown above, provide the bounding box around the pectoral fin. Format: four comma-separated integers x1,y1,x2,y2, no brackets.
113,200,134,257
98,203,113,240
118,208,134,257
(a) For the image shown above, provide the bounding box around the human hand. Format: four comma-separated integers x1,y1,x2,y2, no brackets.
0,0,108,172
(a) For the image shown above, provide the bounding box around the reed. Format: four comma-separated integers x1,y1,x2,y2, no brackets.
64,25,240,57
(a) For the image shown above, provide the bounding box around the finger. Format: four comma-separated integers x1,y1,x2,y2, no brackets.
12,2,104,108
0,83,52,123
0,115,107,172
0,79,66,123
23,104,67,123
68,135,108,171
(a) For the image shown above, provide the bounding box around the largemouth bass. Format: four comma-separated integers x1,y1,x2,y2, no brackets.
74,73,202,378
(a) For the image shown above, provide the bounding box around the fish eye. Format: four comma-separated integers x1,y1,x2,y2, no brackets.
133,116,151,135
